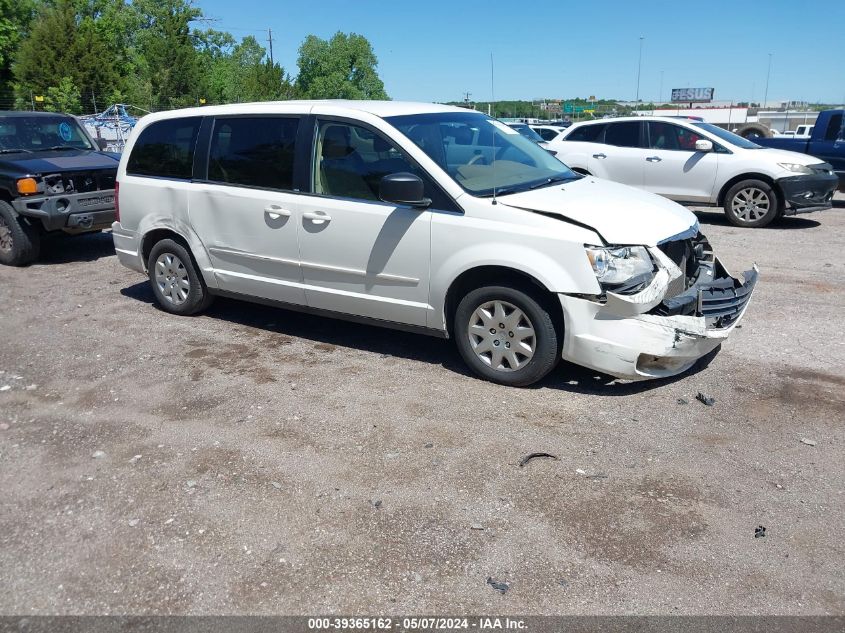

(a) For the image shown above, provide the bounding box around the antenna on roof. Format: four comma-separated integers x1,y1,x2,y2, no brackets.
491,52,497,205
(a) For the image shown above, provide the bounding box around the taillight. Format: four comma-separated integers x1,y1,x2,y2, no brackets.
114,181,120,223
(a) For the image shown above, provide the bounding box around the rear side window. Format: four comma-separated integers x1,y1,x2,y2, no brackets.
565,123,607,143
127,117,201,179
208,117,300,190
824,113,843,141
605,121,642,148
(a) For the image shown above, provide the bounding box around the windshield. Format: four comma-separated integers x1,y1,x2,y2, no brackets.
0,115,94,152
691,122,762,149
386,111,578,197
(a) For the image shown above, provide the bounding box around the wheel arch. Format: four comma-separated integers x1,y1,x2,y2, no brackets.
717,173,781,207
138,222,218,289
443,265,565,343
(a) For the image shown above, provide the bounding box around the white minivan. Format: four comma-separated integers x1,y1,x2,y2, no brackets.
549,116,838,227
113,101,757,386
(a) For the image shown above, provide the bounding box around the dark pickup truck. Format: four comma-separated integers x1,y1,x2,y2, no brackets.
755,109,845,191
0,111,119,266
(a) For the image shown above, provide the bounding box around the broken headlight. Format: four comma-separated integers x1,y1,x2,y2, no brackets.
584,245,654,290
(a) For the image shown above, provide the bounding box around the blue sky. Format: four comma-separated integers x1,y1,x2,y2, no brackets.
197,0,845,104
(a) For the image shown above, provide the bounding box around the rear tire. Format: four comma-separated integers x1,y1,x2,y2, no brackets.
454,285,560,387
723,179,781,228
0,201,41,266
147,238,214,315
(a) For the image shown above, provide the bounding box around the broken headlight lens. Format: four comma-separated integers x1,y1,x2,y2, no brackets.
584,245,654,288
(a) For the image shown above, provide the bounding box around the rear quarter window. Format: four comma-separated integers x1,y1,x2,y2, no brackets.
126,117,202,179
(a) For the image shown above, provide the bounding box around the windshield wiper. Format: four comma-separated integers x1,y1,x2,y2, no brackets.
528,175,580,190
0,148,32,154
44,145,84,151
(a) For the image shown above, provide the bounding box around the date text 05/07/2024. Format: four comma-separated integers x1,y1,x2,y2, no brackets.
307,617,527,630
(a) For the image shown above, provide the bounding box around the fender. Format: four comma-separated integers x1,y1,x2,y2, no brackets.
137,215,219,289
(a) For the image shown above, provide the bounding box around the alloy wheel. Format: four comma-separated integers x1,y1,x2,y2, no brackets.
154,252,190,305
731,187,771,222
467,300,536,372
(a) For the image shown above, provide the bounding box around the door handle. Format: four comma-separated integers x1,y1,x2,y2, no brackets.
646,156,662,162
592,153,607,159
264,204,291,220
303,211,331,224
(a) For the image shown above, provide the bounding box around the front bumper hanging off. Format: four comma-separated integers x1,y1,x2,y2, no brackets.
777,167,839,215
559,242,758,380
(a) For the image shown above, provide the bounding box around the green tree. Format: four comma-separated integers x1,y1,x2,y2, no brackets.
197,32,295,104
0,0,38,104
296,32,387,100
12,0,121,112
132,0,202,108
45,76,82,114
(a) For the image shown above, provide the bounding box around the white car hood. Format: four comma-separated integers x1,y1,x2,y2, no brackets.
753,147,827,165
500,177,698,246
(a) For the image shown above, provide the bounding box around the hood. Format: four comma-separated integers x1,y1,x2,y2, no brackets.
499,176,698,246
0,149,120,175
756,147,826,166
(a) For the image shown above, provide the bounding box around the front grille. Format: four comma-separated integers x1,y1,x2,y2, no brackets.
699,270,757,324
43,170,117,195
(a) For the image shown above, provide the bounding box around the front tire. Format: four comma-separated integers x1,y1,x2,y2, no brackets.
0,201,41,266
723,179,781,228
147,238,214,315
454,285,560,387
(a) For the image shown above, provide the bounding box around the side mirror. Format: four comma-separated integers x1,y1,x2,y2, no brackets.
695,139,714,152
379,172,431,208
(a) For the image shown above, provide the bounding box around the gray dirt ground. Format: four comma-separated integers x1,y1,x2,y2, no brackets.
1,199,844,615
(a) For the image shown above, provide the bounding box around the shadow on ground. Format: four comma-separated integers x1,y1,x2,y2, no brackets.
121,280,710,396
692,208,823,229
35,230,115,265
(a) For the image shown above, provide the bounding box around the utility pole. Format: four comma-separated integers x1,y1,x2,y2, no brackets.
659,70,664,104
635,36,644,110
763,53,772,109
463,91,472,107
268,28,274,66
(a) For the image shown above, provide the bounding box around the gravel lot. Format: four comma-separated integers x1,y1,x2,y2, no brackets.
1,199,843,615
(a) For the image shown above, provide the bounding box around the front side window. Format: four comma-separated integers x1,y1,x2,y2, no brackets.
0,116,93,152
649,122,704,151
208,117,299,190
126,117,201,179
313,120,423,201
604,121,643,148
386,111,578,197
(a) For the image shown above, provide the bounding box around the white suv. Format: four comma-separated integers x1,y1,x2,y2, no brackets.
549,116,838,227
113,101,757,386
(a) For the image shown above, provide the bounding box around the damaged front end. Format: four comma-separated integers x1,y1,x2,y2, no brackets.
559,233,758,380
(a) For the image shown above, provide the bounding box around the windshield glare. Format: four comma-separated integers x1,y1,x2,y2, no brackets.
0,116,94,152
691,121,762,149
386,111,578,197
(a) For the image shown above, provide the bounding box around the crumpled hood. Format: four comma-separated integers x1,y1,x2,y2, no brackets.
0,150,119,175
499,176,698,246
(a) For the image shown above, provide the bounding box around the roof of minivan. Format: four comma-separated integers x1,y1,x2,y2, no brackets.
144,100,472,120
